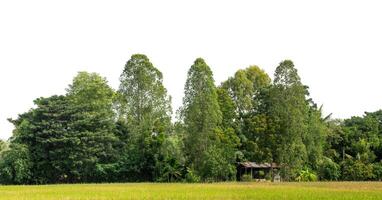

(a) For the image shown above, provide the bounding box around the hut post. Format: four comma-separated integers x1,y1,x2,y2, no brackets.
271,165,273,182
251,167,253,179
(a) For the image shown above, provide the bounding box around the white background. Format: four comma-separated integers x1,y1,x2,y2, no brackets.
1,0,381,139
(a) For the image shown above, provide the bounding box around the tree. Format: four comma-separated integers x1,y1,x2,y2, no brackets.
117,54,172,181
323,119,345,163
295,168,318,182
217,88,236,131
220,66,272,163
8,72,118,184
221,66,271,118
9,95,75,183
341,159,374,181
66,72,119,182
200,145,236,181
180,58,221,169
268,60,309,180
325,110,382,180
305,104,326,169
216,88,241,172
0,140,7,153
0,143,31,184
216,88,240,150
373,162,382,181
156,134,185,182
180,58,234,181
317,157,340,181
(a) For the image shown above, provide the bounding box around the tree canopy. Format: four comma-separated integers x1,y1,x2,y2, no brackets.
1,55,381,184
117,54,172,181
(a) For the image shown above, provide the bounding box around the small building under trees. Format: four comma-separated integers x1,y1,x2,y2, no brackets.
237,162,280,182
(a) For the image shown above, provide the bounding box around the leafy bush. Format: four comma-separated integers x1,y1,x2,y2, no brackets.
185,168,200,183
0,144,31,184
372,162,382,181
318,157,340,181
296,168,318,182
241,174,253,182
199,145,236,182
258,170,265,177
156,158,183,182
264,172,272,181
341,159,374,181
95,163,119,182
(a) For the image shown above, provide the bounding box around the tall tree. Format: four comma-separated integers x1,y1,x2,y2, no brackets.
180,58,235,180
220,66,272,163
215,88,241,180
66,72,119,182
180,58,221,166
268,60,309,180
10,95,76,183
305,104,326,169
221,66,271,118
118,54,172,181
9,72,118,183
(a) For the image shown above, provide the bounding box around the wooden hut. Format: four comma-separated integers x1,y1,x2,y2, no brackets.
237,162,280,182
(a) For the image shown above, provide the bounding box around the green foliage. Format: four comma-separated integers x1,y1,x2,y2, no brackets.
180,58,229,181
1,55,382,184
216,88,236,131
221,65,271,118
318,157,341,181
296,168,318,182
322,119,344,163
156,134,185,182
118,54,172,130
66,72,119,182
10,95,80,183
0,140,7,152
199,145,236,181
305,105,327,170
323,110,382,181
219,65,272,165
185,168,201,183
269,60,310,179
0,144,31,184
341,159,374,181
117,54,172,181
241,174,253,182
241,113,272,162
373,162,382,181
264,172,272,181
7,72,118,184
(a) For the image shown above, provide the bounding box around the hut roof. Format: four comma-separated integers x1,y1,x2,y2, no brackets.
239,162,280,169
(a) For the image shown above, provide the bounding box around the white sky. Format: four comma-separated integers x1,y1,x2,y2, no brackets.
1,0,381,140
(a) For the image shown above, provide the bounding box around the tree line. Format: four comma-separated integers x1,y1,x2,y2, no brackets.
0,54,381,184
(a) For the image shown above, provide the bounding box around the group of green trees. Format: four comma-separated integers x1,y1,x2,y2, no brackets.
0,54,381,184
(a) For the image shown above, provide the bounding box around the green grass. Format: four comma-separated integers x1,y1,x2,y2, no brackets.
0,182,381,200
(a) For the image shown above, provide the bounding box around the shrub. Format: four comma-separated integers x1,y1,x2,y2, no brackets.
372,162,382,181
318,157,340,181
341,159,374,181
258,170,265,177
0,144,32,184
241,174,253,182
296,168,318,182
199,145,236,182
185,168,200,183
264,172,272,181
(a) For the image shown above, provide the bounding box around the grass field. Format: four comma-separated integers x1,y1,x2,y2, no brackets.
0,182,381,200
